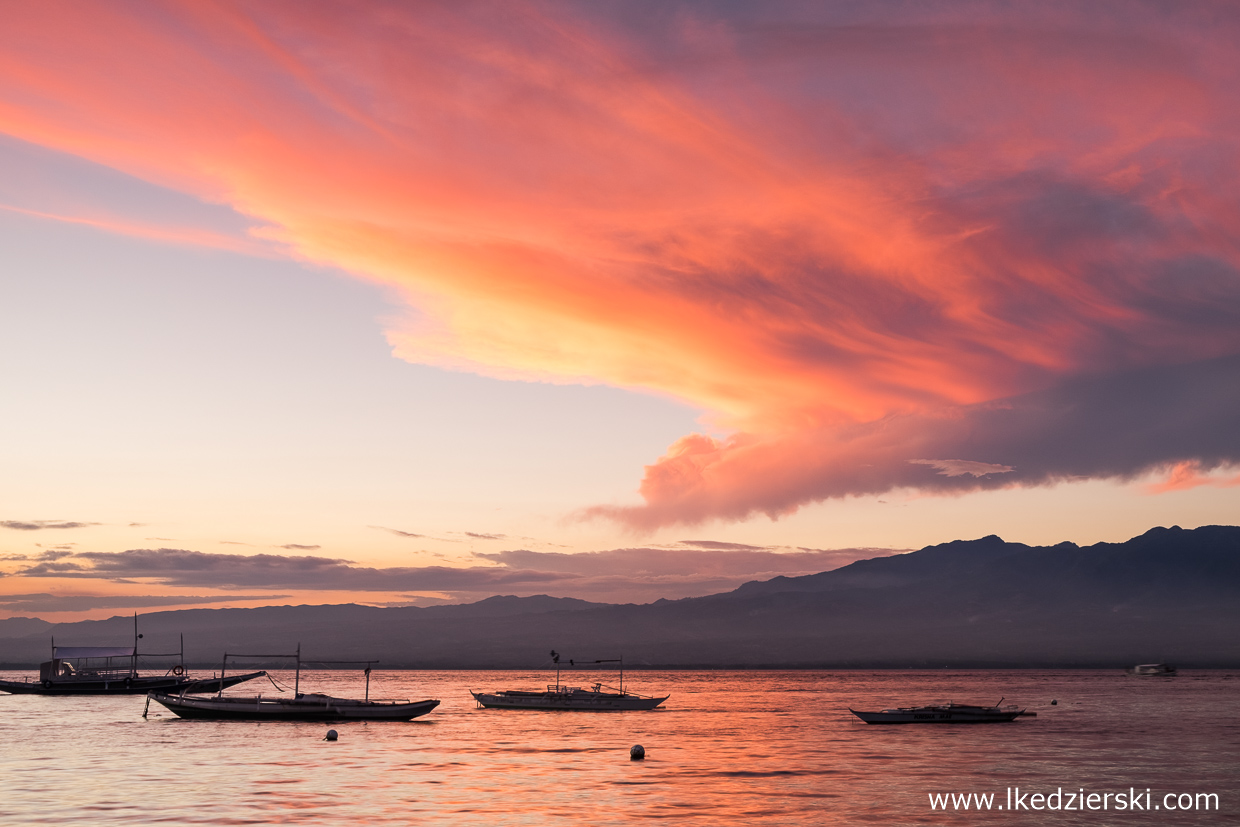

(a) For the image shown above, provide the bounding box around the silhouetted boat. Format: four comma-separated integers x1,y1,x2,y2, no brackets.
471,651,668,711
0,657,265,695
145,644,439,721
0,615,265,696
1128,663,1176,676
146,691,440,721
850,700,1027,724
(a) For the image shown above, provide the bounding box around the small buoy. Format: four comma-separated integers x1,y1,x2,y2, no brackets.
1050,700,1058,705
324,729,338,741
630,744,645,760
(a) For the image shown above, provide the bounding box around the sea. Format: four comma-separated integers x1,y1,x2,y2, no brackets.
1,669,1236,825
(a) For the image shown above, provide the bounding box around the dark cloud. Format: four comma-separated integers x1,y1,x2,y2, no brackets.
13,548,572,591
0,593,286,613
3,545,905,604
595,353,1240,528
280,544,321,551
1,520,98,531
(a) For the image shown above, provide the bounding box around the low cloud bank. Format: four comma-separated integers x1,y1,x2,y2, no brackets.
4,544,901,606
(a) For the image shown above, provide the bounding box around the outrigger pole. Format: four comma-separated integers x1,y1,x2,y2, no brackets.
306,660,380,700
216,644,302,697
549,652,625,694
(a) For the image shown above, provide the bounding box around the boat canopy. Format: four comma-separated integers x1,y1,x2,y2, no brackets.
53,646,136,659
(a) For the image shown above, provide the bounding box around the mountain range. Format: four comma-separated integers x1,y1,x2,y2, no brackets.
2,525,1237,668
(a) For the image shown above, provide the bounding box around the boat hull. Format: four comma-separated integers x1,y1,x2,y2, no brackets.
0,671,266,696
850,706,1024,724
471,690,668,711
148,692,440,721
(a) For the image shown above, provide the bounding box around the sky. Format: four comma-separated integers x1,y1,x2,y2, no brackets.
2,0,1239,621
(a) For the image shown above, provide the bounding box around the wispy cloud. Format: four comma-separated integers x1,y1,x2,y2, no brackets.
910,459,1015,478
2,520,98,531
677,540,769,551
370,526,427,539
280,544,321,551
0,593,286,613
1145,460,1240,495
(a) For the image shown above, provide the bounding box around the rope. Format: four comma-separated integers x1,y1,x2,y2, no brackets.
266,672,292,693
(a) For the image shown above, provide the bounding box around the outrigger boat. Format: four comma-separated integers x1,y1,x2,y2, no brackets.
145,645,439,722
1128,663,1176,676
471,650,668,711
850,699,1030,724
0,615,264,696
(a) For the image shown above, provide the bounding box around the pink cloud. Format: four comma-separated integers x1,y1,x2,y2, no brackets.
1146,461,1240,495
2,2,1239,526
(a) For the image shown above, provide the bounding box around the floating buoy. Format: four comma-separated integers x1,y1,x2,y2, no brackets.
630,744,645,761
1050,700,1058,705
324,729,338,741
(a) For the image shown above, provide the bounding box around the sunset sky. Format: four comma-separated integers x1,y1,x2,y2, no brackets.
3,0,1239,621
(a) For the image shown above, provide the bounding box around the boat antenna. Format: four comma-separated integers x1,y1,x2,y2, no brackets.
132,612,142,679
551,650,560,690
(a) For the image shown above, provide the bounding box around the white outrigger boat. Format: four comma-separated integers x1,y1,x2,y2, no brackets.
850,699,1029,724
1128,663,1176,676
471,651,668,711
145,646,439,722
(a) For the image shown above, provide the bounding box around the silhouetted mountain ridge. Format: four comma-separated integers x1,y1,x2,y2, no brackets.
1,525,1236,668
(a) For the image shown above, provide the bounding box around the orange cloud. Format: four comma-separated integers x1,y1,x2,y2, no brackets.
1147,461,1240,495
3,2,1240,526
0,202,275,256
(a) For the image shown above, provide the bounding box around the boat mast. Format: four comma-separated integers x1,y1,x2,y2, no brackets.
294,642,301,697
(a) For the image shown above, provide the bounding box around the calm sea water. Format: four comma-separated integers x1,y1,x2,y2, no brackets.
1,669,1236,825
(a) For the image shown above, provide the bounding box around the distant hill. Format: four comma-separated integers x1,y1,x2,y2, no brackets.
0,617,53,639
1,526,1237,668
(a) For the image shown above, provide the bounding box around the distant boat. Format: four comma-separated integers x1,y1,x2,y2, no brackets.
1128,663,1176,676
144,644,439,722
471,650,668,711
850,700,1028,724
0,615,265,696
